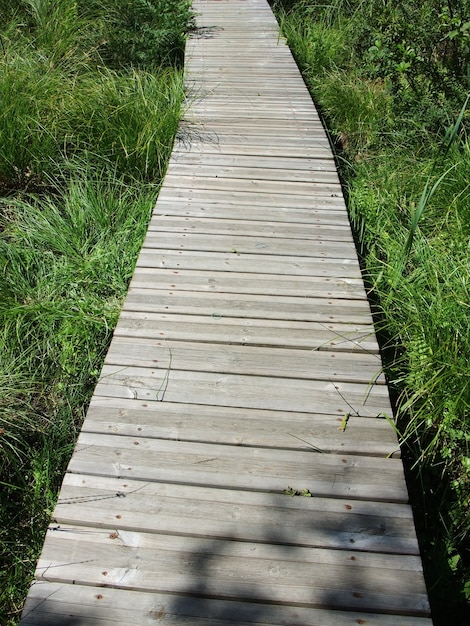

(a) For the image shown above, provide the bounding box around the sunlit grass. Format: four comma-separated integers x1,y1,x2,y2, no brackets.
0,1,192,622
274,0,470,622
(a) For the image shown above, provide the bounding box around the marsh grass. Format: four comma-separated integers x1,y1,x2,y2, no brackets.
274,0,470,622
0,1,192,622
0,167,160,623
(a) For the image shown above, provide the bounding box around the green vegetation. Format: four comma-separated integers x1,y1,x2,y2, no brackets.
0,1,192,623
272,0,470,622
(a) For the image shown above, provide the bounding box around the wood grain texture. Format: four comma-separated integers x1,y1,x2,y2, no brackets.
83,397,399,457
35,525,429,615
21,0,430,623
21,582,433,626
113,311,381,353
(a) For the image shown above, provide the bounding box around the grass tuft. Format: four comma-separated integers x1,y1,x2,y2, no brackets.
0,1,192,622
274,0,470,622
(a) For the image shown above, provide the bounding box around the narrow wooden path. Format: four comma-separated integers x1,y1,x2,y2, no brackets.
21,1,432,624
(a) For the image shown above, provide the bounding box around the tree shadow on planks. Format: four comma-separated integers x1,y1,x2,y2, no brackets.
167,503,431,625
19,582,94,626
20,609,83,626
167,525,376,625
168,534,313,625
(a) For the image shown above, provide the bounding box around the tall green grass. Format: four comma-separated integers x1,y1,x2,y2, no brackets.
0,1,192,622
274,0,470,622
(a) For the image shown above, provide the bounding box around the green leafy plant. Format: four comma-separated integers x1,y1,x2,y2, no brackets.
284,486,312,497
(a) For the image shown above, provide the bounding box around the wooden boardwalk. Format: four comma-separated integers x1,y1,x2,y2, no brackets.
21,1,432,624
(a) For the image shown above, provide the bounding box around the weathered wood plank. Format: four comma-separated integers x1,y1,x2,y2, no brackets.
142,232,356,259
162,174,342,197
21,582,433,625
170,152,336,171
149,216,353,241
183,108,322,120
184,102,319,111
54,475,415,552
130,267,367,299
176,125,333,145
113,311,380,354
154,200,349,225
35,526,429,615
182,94,319,106
122,288,372,325
173,140,334,159
68,432,405,501
93,364,392,418
135,249,363,278
83,397,399,457
157,186,343,208
104,337,385,385
165,162,340,183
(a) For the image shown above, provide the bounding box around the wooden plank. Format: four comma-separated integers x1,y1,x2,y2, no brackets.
154,201,353,225
83,397,399,457
187,87,315,98
162,174,342,197
142,232,356,259
170,153,336,171
165,162,340,183
184,93,317,104
67,433,405,502
177,144,330,159
173,140,334,159
129,267,367,299
149,216,353,241
122,288,372,325
93,365,392,417
113,311,380,354
35,525,429,615
104,337,385,385
183,94,319,106
184,122,325,134
157,186,342,208
133,249,364,278
22,582,433,625
188,69,309,79
54,474,414,553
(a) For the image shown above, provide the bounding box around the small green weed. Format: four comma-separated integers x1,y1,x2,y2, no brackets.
284,486,312,497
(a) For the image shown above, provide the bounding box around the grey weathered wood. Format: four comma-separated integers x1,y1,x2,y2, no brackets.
113,311,380,353
162,174,343,197
135,249,363,279
170,153,336,170
154,200,349,225
21,583,433,626
104,337,385,385
122,288,372,324
173,140,334,158
157,186,343,208
83,397,399,457
67,432,406,502
149,216,353,241
166,162,340,183
92,365,391,417
130,267,367,299
35,525,429,615
54,475,414,552
142,233,356,259
20,0,431,623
